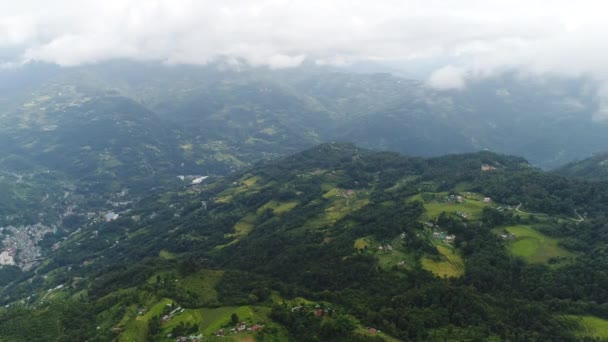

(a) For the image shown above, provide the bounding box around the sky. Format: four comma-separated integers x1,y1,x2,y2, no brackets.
1,0,608,94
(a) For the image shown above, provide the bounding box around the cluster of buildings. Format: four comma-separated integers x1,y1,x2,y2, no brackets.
500,233,517,240
445,194,464,203
104,212,119,222
0,223,55,270
377,244,393,252
173,334,203,342
425,222,457,244
214,322,264,337
455,211,468,219
0,248,16,266
433,231,456,244
160,305,185,323
481,164,497,171
290,304,335,318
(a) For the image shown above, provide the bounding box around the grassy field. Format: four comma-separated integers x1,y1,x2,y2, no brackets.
214,175,264,204
177,270,223,306
120,298,174,342
565,315,608,339
256,200,298,215
354,237,371,250
410,192,491,221
421,244,465,278
233,213,257,237
158,250,176,260
354,327,402,342
214,213,259,249
299,188,370,230
120,303,268,341
322,188,370,224
241,175,261,187
198,306,257,335
504,225,572,263
423,199,489,221
161,308,203,333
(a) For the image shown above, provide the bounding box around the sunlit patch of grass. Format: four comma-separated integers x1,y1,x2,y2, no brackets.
565,315,608,339
256,200,298,215
159,250,176,260
241,176,260,187
354,237,370,250
421,245,464,278
233,213,257,237
504,225,573,263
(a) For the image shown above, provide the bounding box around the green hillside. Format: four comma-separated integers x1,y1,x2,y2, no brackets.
2,143,608,340
555,152,608,181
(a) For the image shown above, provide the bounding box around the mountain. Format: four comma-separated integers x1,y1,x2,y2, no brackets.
554,152,608,181
3,61,608,340
2,143,608,340
2,62,607,172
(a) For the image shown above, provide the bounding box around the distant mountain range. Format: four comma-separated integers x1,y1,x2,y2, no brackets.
555,152,608,180
1,61,606,176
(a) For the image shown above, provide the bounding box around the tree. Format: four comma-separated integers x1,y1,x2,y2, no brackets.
231,313,239,325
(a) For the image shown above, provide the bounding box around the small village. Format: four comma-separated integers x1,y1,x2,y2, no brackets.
212,321,265,337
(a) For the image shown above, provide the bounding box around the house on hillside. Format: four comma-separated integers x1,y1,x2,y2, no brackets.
481,164,497,171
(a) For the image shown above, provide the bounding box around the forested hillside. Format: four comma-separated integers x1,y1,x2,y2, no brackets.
1,144,608,341
555,153,608,181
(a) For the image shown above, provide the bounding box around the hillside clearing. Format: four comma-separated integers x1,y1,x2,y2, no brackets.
565,315,608,339
421,244,464,278
503,225,572,263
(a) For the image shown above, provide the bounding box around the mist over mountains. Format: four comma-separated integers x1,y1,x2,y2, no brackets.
1,61,605,174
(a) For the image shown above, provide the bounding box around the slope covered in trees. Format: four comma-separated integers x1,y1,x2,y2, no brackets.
1,144,608,340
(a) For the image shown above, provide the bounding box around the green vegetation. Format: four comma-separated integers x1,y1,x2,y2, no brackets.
121,298,174,342
4,143,608,341
257,200,298,215
566,315,608,339
503,225,573,263
421,244,465,278
413,192,492,221
233,213,257,237
159,250,176,260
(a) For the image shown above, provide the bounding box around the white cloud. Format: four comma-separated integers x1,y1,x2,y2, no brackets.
427,66,466,90
0,0,607,84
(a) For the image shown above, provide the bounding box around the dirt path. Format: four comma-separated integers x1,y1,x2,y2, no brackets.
574,209,585,223
517,202,584,223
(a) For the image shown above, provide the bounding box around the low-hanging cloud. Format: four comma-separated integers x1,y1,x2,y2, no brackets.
3,1,608,105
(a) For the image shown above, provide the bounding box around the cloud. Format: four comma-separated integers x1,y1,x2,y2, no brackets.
427,66,466,90
0,0,608,87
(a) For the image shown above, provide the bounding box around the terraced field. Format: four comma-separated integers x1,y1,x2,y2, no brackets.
421,244,465,278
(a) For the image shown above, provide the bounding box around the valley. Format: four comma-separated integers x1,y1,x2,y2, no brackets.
3,1,608,340
1,63,608,341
